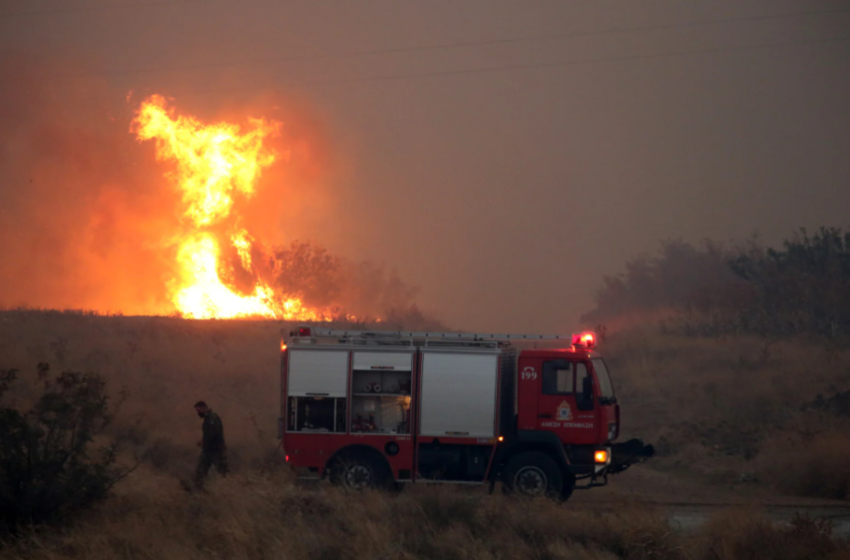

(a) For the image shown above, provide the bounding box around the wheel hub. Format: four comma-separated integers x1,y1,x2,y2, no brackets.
515,466,547,496
344,464,373,489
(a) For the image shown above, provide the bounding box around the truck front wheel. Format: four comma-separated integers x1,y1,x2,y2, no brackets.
502,451,564,499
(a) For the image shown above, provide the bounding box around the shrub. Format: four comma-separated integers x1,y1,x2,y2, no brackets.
584,228,850,339
0,364,137,532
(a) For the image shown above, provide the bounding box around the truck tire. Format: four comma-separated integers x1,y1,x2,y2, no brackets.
329,451,390,490
560,472,577,502
502,451,564,499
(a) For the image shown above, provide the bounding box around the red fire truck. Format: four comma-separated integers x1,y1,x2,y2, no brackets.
279,327,653,500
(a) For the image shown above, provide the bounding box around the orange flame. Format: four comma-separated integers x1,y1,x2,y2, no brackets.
132,95,333,320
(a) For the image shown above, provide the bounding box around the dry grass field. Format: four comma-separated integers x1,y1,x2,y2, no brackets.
603,327,850,499
0,310,286,473
5,472,850,560
1,309,850,559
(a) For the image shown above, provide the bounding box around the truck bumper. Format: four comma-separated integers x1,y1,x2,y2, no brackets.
568,438,654,489
608,438,655,474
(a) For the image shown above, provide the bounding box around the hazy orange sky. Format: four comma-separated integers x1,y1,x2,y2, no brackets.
1,0,849,332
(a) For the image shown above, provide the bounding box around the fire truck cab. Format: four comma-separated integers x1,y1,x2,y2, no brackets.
280,327,653,500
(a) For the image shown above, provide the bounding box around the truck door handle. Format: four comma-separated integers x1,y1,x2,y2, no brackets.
538,413,552,419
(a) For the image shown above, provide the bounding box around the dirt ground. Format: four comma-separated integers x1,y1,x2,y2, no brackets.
571,457,850,537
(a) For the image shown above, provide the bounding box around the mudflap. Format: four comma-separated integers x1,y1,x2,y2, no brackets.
609,438,655,474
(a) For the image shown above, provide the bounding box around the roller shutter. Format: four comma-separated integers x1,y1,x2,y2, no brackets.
419,352,498,438
287,349,349,397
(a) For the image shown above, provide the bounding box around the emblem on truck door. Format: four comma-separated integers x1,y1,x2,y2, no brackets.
556,400,574,421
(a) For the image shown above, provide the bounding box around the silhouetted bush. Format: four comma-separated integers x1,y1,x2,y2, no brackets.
584,228,850,339
217,238,431,322
581,238,746,327
729,227,850,337
0,364,136,532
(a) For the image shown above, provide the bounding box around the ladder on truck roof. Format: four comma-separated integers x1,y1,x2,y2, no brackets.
286,326,577,348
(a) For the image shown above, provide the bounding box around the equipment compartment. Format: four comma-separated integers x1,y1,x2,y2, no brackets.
351,369,412,434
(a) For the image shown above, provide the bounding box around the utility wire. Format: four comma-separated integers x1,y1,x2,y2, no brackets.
187,34,850,95
0,0,217,19
102,6,850,77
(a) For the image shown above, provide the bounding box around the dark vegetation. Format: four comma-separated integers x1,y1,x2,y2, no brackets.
0,364,138,533
583,227,850,339
223,238,443,327
272,241,416,318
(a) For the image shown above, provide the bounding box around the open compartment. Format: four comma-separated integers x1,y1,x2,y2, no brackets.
287,396,347,433
350,351,413,435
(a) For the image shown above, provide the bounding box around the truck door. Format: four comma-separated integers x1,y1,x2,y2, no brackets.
537,360,597,445
591,358,619,443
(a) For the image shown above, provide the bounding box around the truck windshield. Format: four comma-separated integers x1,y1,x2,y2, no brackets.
592,358,616,402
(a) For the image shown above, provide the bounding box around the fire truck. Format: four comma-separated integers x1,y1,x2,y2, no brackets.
279,326,653,500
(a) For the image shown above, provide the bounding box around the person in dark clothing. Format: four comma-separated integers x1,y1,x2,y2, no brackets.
194,401,228,489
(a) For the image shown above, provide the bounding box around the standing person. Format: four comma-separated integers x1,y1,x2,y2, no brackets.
194,401,228,489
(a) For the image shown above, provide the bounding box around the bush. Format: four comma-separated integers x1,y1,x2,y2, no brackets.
0,364,136,532
584,228,850,339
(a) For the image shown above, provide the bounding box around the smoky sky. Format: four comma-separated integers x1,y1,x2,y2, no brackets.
1,0,849,333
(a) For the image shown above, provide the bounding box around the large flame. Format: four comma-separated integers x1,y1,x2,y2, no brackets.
132,95,332,320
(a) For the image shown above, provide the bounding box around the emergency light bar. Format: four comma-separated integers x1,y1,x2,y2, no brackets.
571,332,596,349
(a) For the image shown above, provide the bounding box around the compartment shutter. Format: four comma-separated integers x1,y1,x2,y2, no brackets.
419,352,498,438
288,349,349,397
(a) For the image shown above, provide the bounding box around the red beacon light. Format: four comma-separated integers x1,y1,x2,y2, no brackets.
572,331,597,349
295,326,313,337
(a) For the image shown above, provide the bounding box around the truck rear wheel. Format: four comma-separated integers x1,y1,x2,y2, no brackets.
329,451,390,490
502,451,564,499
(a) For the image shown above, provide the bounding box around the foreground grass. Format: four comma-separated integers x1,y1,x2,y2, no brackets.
2,468,849,560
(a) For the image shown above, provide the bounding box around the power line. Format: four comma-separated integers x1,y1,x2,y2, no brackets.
0,0,217,19
186,34,850,95
102,6,850,77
